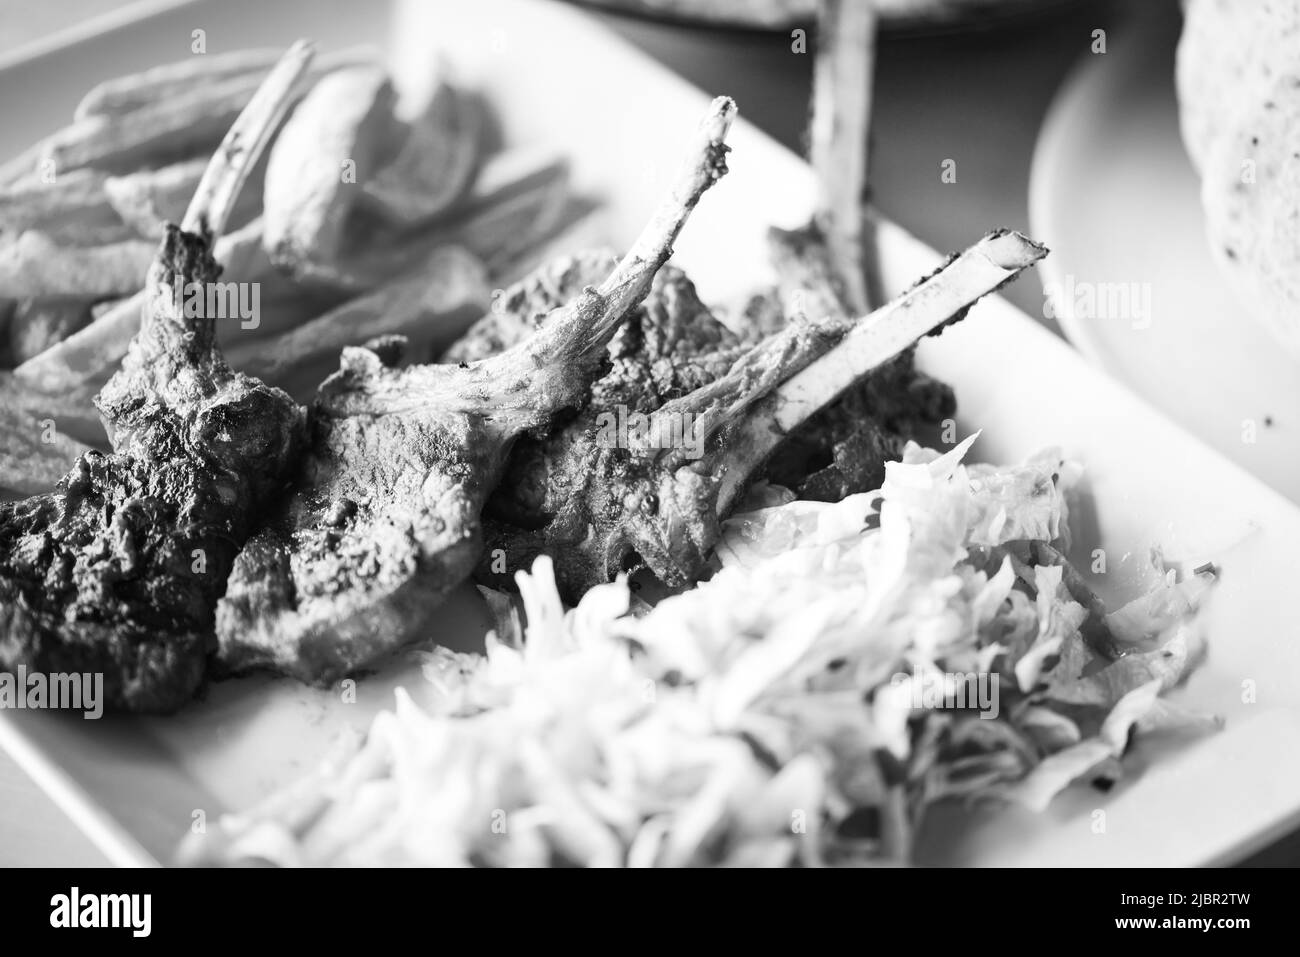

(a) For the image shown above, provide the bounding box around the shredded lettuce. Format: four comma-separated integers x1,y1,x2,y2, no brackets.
180,437,1220,867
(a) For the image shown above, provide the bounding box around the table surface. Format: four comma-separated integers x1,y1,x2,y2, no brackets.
1,0,1293,867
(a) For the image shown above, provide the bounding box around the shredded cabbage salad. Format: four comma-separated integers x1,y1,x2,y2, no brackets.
183,435,1220,866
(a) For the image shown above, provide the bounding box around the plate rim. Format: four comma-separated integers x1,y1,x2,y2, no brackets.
0,715,156,867
1027,43,1108,364
0,0,200,73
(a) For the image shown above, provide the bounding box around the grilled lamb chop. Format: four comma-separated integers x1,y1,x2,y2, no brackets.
445,253,743,371
469,229,929,519
475,224,949,598
759,223,954,501
751,0,956,500
482,264,745,530
479,230,1046,600
0,45,313,712
441,250,618,364
743,0,957,499
215,97,737,684
476,0,940,597
711,230,1047,517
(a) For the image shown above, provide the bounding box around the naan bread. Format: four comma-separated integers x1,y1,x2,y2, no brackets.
1178,0,1300,356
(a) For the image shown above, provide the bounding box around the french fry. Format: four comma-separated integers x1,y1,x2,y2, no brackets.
454,146,568,216
91,296,128,320
7,50,384,181
289,147,571,292
262,66,397,275
452,154,572,274
7,293,141,443
1,297,93,366
214,215,274,277
227,204,598,373
73,46,381,121
225,244,491,401
809,0,878,312
360,80,482,229
0,145,40,188
490,198,606,284
104,155,263,238
213,273,344,349
0,394,92,498
0,231,155,298
39,72,271,175
11,216,270,444
0,168,135,243
73,48,286,120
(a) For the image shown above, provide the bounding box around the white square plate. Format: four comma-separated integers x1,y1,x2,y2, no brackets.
2,0,1299,867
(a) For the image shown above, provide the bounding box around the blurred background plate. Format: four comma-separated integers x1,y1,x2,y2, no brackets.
1030,0,1300,505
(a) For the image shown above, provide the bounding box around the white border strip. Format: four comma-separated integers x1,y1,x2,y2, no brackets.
0,0,201,73
0,713,158,867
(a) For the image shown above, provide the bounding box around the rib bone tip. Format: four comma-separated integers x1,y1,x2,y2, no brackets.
984,229,1050,269
705,96,738,136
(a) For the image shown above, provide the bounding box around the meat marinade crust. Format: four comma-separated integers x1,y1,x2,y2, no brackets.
0,230,302,712
476,265,744,591
215,271,725,683
0,43,315,712
441,250,619,364
473,230,954,601
763,346,954,501
215,343,492,685
216,96,739,685
758,223,954,501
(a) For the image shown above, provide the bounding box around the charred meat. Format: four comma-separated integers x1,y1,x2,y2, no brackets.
758,223,955,501
478,231,1045,601
215,97,737,684
0,45,313,712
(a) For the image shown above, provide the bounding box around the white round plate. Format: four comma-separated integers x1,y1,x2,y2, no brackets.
1029,2,1300,505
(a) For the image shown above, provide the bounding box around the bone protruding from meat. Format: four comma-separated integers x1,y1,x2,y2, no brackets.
714,230,1048,513
4,219,268,444
809,0,878,313
330,96,737,432
0,42,318,713
97,43,316,439
475,230,1044,599
767,221,854,325
215,96,737,684
513,96,737,394
0,145,579,472
185,41,316,239
606,99,736,296
632,312,850,456
628,221,865,454
104,156,263,238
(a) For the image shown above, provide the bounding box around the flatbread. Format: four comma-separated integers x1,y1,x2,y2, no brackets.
1179,0,1300,355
